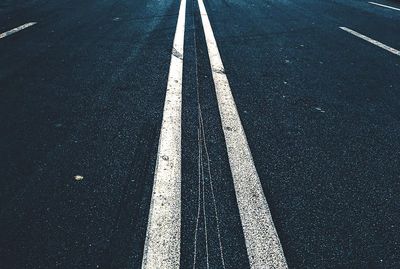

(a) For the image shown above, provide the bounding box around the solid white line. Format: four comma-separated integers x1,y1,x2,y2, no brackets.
0,22,37,39
368,1,400,11
340,27,400,56
197,0,288,268
141,0,186,267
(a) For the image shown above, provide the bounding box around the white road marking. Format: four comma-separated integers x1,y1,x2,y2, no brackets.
197,0,288,268
340,27,400,56
0,22,37,39
368,1,400,11
141,0,186,267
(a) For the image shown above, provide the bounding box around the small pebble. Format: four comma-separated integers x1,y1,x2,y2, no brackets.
74,175,84,181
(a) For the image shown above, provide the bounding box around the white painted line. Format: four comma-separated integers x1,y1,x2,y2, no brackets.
0,22,37,39
340,27,400,56
197,0,288,268
368,1,400,11
141,0,186,267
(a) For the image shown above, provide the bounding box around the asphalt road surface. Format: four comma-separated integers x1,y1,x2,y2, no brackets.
1,0,400,268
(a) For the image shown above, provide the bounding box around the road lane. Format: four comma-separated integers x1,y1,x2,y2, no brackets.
0,0,180,268
291,0,400,50
201,0,400,267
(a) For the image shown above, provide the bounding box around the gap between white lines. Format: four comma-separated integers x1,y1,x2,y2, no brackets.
368,1,400,11
141,0,186,267
340,27,400,56
197,0,288,268
0,22,37,39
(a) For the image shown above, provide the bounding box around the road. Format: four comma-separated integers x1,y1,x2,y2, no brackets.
1,0,399,268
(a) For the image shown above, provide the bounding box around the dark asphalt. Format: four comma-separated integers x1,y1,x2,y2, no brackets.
1,0,400,268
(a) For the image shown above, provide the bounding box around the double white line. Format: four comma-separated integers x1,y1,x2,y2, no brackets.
142,0,287,268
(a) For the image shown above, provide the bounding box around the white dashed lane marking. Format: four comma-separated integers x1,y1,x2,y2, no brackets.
0,22,37,40
197,0,288,268
141,0,186,268
368,1,400,12
340,27,400,56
